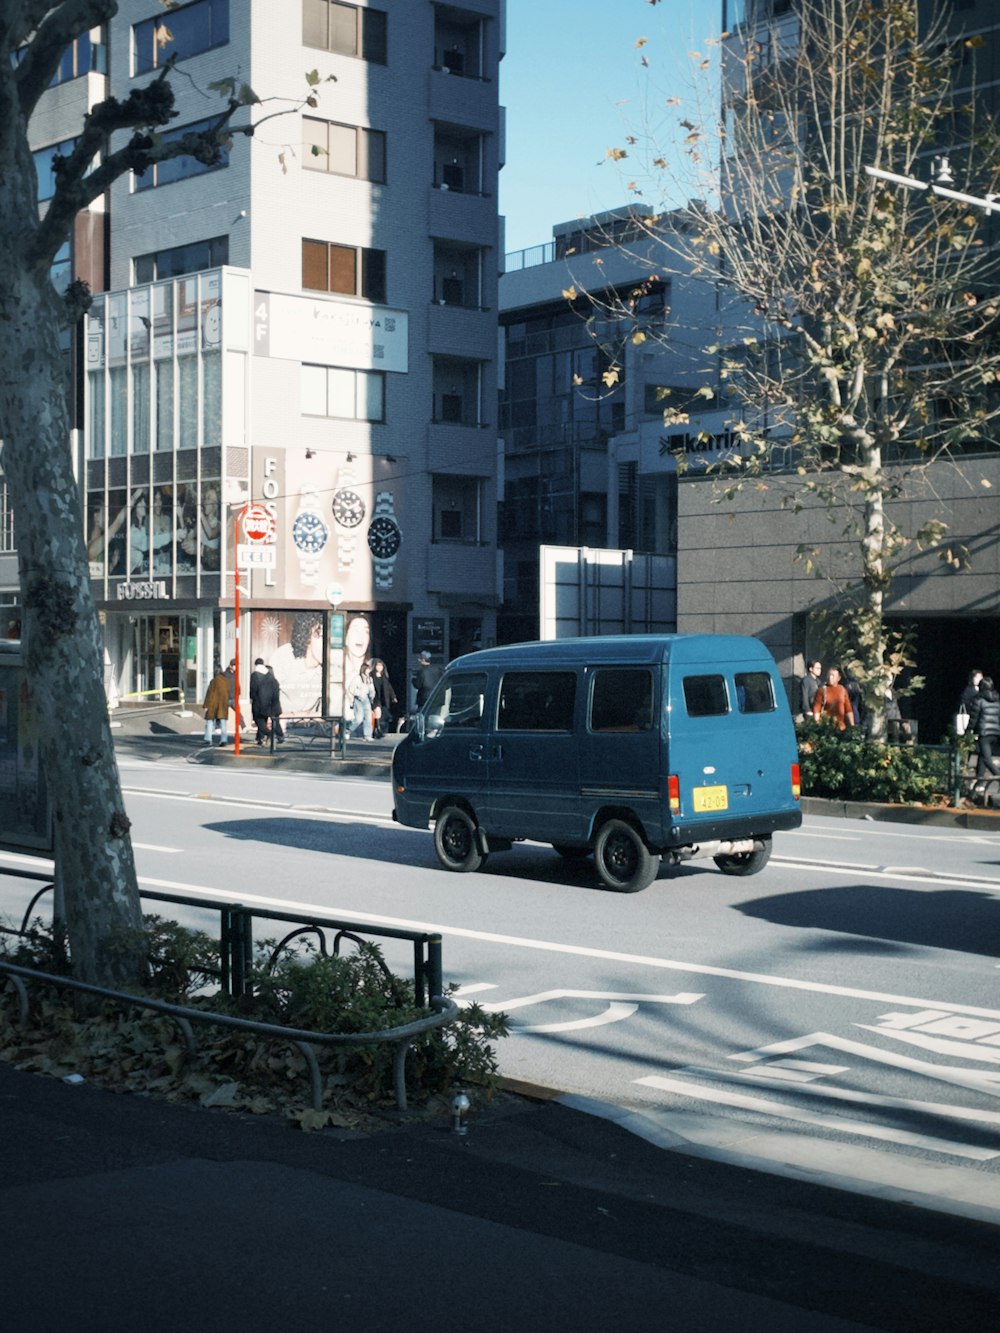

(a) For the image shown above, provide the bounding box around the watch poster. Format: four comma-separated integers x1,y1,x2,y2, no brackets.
275,447,406,602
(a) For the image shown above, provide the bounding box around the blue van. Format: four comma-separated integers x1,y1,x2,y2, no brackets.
391,635,802,892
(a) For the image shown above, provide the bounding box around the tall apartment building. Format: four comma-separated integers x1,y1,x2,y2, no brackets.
9,0,505,713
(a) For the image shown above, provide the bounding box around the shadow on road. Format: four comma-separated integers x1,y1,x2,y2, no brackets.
736,883,1000,958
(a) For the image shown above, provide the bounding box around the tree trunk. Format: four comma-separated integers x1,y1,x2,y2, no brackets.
0,200,145,990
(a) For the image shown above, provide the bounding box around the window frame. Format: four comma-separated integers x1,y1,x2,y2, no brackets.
300,363,385,423
682,674,730,718
589,668,655,733
301,239,386,302
132,117,230,193
303,1,387,64
303,117,386,183
133,0,230,75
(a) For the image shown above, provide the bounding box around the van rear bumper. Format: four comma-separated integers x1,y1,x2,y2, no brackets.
662,807,802,848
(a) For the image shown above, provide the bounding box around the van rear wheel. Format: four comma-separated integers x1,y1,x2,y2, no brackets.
594,820,658,893
714,837,772,877
434,805,485,873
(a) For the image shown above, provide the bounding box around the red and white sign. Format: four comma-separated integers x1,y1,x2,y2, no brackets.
241,504,275,545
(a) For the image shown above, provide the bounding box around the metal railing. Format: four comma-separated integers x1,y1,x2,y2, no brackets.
0,868,455,1111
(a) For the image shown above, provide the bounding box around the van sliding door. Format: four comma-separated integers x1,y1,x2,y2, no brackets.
485,670,582,842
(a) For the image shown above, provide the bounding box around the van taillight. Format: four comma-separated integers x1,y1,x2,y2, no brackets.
791,763,801,800
668,774,680,813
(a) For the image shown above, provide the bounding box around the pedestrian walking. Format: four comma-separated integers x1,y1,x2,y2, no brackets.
202,666,230,746
969,675,1000,792
812,667,855,731
411,650,443,709
800,659,822,718
346,660,376,740
370,658,398,738
956,668,983,736
250,658,283,748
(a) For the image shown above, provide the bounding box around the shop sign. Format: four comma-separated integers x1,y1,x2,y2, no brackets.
237,545,275,569
116,580,168,601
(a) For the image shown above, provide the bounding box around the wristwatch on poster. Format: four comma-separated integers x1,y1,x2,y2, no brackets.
367,490,402,590
292,486,329,586
331,462,365,572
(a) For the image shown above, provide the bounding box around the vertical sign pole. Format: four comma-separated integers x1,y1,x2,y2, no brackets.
233,505,246,757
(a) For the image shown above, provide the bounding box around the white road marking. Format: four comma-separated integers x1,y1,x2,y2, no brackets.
132,842,182,853
854,1024,1000,1065
130,876,1000,1020
518,1002,638,1034
481,988,703,1013
729,1030,1000,1101
453,982,498,997
634,1075,999,1160
121,786,395,823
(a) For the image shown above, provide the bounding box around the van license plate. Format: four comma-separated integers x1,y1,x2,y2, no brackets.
693,785,728,813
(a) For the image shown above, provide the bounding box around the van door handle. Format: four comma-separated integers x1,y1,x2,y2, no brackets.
468,744,485,762
491,744,503,762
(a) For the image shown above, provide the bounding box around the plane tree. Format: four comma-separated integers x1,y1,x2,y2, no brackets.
0,1,323,986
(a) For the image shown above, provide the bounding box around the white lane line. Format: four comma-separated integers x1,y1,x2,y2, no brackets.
121,786,395,823
132,842,182,853
131,876,1000,1021
772,856,1000,891
453,983,498,997
634,1075,999,1160
518,1002,638,1034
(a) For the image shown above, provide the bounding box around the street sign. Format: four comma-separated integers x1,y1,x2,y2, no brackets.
241,504,275,545
238,544,276,569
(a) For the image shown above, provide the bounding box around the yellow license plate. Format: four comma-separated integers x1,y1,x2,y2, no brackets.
692,784,729,813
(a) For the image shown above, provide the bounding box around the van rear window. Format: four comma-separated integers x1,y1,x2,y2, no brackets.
682,674,729,717
735,671,775,713
591,668,654,731
498,672,575,731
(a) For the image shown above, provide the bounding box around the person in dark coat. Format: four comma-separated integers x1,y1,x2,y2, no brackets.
370,658,398,738
411,651,443,709
969,676,1000,789
250,658,284,746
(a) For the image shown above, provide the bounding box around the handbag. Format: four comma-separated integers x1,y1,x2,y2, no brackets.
954,707,970,736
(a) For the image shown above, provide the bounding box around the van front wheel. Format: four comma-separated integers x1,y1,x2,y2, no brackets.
714,837,772,877
434,805,485,873
594,820,658,893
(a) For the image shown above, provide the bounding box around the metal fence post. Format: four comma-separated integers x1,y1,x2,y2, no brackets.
427,933,443,1002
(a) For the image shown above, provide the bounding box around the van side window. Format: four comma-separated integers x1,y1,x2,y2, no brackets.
498,672,575,731
424,672,487,737
683,674,729,717
735,671,775,713
591,668,654,732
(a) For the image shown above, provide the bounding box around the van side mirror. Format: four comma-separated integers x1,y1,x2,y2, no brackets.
425,712,445,739
412,712,426,742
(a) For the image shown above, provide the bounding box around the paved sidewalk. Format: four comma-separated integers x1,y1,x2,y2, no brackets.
2,1059,998,1332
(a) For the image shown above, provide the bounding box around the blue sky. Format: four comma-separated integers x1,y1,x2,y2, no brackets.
498,0,721,256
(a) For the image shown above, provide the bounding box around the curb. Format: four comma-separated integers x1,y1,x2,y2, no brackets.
801,795,1000,831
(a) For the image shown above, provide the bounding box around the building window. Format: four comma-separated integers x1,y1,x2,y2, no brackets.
300,364,385,422
133,117,229,191
303,1,387,63
14,31,107,84
133,236,229,283
303,118,386,182
133,0,230,74
33,138,77,203
432,358,483,426
432,475,482,543
302,239,386,302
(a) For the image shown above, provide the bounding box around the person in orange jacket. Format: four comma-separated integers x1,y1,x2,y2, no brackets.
812,666,855,731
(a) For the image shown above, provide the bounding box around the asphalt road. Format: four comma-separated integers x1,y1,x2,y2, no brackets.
2,743,999,1224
